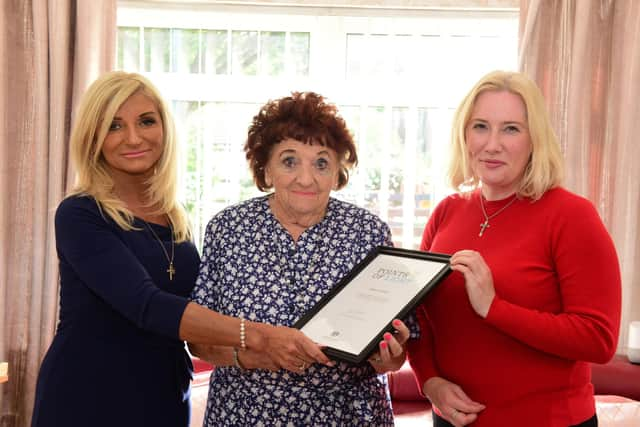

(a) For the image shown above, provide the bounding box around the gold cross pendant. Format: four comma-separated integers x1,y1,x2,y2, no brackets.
479,220,490,237
167,262,175,281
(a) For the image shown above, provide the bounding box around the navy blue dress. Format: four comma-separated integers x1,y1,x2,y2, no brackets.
32,196,200,427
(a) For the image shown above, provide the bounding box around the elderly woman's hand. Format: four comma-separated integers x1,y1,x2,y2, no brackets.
367,319,410,373
449,250,495,318
251,323,334,373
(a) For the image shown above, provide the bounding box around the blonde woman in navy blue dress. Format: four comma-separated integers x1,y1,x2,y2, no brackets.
31,72,331,427
190,92,412,426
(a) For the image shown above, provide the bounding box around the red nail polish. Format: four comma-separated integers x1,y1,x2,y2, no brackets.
384,333,392,341
392,319,401,327
380,341,388,349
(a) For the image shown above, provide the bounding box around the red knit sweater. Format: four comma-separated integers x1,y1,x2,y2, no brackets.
408,187,621,427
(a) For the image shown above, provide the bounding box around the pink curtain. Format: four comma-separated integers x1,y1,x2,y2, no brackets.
0,1,115,425
519,0,640,354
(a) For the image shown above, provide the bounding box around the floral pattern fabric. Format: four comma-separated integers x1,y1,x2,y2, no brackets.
191,195,403,426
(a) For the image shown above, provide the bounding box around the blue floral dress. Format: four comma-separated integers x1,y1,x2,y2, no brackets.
191,195,403,426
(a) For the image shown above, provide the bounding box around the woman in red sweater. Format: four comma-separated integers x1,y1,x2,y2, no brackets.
408,70,621,427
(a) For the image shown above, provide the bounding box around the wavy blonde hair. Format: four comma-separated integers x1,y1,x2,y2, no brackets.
68,71,191,242
448,70,564,200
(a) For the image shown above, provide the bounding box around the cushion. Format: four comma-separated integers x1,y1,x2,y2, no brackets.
595,395,640,427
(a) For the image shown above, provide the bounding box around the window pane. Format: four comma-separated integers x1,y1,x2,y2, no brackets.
290,32,310,76
202,30,228,75
144,28,170,72
231,31,258,75
363,106,385,213
336,105,363,205
117,27,140,71
416,109,432,175
388,107,407,242
261,31,285,76
416,35,442,81
224,103,261,202
346,33,365,78
346,33,392,78
201,102,233,219
173,100,203,239
445,35,477,90
370,34,390,77
393,34,413,77
172,29,200,73
334,105,364,205
415,107,435,244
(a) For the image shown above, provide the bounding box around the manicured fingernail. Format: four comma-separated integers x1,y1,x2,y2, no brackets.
384,333,392,341
392,319,401,327
380,341,388,349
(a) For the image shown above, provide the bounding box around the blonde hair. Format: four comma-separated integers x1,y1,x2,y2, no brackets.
68,71,191,242
448,70,564,200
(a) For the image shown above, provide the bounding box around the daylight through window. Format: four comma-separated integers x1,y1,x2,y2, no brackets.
116,3,518,249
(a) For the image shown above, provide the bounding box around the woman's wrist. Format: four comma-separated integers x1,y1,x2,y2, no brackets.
423,376,443,399
232,347,247,370
244,320,266,352
383,354,406,373
390,351,406,370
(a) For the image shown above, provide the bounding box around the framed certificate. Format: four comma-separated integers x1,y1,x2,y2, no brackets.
293,246,451,364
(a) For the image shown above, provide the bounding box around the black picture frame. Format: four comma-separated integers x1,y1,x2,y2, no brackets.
293,246,451,364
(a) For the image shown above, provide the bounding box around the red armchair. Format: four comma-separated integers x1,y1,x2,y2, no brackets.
591,355,640,401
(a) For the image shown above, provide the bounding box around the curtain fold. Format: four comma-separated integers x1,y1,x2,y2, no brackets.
0,2,115,425
519,0,640,353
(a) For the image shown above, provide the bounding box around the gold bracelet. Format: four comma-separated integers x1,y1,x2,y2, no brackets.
232,347,246,371
240,317,246,350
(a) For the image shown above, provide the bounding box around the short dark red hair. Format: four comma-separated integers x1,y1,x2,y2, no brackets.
245,91,357,191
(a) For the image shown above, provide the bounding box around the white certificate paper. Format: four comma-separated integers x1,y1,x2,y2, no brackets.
295,246,450,363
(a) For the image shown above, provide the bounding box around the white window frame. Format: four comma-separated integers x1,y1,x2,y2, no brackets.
117,2,519,248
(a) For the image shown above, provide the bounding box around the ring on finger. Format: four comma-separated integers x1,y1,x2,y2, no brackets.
298,362,307,370
372,356,382,363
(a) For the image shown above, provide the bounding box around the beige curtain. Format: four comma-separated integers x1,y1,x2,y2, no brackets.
0,1,115,425
519,0,640,354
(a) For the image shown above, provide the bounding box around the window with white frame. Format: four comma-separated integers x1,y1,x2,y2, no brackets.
116,3,519,249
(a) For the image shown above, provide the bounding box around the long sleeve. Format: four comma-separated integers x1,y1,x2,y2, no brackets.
406,199,449,389
484,191,621,363
406,304,437,394
56,196,191,339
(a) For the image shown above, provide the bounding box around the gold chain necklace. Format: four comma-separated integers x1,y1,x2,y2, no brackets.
143,219,176,280
478,194,518,237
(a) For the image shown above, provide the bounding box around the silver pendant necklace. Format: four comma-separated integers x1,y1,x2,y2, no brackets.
478,195,518,237
143,219,176,280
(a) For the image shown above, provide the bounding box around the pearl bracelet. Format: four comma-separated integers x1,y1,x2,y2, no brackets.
239,317,246,350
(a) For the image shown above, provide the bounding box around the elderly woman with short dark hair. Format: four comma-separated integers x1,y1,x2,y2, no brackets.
189,91,412,426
